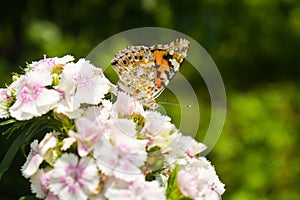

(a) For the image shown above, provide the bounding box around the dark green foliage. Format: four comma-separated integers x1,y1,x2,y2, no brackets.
0,114,62,179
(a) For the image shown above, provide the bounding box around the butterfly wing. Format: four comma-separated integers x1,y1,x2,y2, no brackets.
150,38,190,99
111,45,158,107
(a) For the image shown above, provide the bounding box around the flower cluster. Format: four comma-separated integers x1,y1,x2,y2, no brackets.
0,56,225,200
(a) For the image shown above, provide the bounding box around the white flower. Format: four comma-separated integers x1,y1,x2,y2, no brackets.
142,110,178,150
30,168,59,200
83,100,113,128
82,105,103,121
177,158,225,200
29,55,74,72
142,111,171,134
55,59,112,119
62,117,104,157
0,88,12,118
49,153,99,200
162,135,207,166
112,92,144,117
185,137,207,157
94,137,147,182
9,70,60,120
109,117,139,141
22,133,57,178
105,178,166,200
161,133,190,165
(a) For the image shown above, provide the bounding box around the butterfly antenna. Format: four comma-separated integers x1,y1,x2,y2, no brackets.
158,99,192,108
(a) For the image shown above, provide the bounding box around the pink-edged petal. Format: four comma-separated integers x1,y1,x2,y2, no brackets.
49,154,99,200
21,140,44,178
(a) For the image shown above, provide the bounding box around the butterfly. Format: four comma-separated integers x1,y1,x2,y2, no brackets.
111,38,190,108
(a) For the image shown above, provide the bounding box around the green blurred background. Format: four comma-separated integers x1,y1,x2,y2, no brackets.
0,0,299,199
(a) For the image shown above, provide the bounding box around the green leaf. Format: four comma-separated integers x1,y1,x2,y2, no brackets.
0,118,16,127
147,145,161,152
166,165,190,200
0,130,27,179
19,195,40,200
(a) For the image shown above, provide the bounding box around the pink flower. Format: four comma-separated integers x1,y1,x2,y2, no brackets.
9,71,60,120
94,137,147,182
30,168,58,200
49,153,99,200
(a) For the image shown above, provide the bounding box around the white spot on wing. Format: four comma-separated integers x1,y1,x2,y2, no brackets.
170,58,180,71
